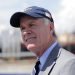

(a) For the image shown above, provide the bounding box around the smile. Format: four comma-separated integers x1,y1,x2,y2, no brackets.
25,37,36,42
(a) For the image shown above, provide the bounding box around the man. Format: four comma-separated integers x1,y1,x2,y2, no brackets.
10,6,75,75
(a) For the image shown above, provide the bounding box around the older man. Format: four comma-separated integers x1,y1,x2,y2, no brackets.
10,6,75,75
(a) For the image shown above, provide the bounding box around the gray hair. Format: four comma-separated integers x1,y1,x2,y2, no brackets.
42,18,57,37
42,18,50,25
39,18,53,25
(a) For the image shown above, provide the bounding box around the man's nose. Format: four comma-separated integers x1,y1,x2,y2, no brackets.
22,29,32,35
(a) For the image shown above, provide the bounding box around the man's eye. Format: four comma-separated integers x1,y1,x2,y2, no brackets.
29,24,35,27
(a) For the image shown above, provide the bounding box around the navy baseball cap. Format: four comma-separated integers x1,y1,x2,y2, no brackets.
10,6,54,27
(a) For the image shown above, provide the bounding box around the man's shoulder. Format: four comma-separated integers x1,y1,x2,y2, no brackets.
53,48,75,75
60,48,75,58
57,48,75,63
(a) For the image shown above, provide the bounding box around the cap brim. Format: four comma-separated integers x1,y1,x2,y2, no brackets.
10,12,29,27
10,12,43,28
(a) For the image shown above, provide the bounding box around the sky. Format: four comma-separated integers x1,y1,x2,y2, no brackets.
0,0,75,35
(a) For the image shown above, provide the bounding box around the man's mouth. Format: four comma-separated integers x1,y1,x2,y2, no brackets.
25,37,36,42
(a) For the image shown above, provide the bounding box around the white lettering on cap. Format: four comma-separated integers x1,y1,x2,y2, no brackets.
45,12,52,18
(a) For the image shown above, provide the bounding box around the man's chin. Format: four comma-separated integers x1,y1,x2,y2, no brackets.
26,44,37,51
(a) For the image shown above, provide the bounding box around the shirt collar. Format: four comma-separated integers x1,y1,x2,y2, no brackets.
39,41,58,70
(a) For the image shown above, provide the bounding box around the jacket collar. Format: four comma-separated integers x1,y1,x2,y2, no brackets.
41,43,61,71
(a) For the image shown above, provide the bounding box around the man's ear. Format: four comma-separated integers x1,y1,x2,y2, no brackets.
49,23,54,32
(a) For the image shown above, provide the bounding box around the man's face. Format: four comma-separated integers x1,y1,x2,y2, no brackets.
20,16,54,56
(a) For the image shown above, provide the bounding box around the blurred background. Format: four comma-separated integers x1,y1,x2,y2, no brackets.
0,0,75,74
